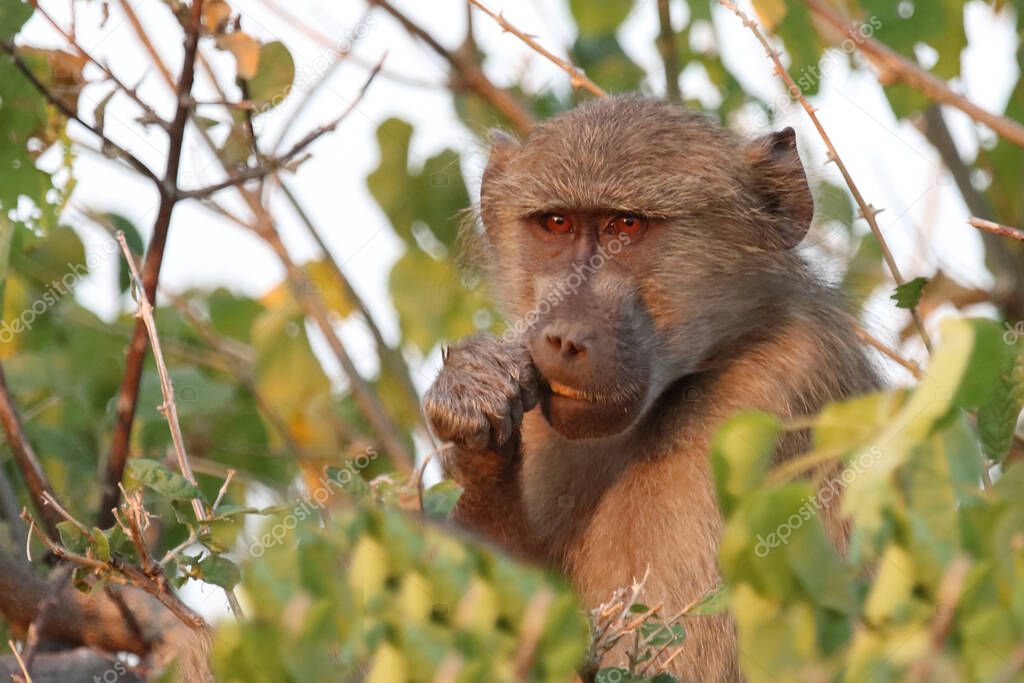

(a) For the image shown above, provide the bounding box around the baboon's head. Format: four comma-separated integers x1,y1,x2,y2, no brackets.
477,95,815,440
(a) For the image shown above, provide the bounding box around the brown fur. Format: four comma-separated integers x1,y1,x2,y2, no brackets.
424,95,879,682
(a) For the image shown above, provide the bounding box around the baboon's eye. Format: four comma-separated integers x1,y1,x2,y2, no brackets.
607,215,647,236
540,214,573,234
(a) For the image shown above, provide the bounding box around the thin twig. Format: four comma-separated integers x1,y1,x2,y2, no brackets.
115,234,204,526
7,640,31,683
100,0,205,527
466,0,605,97
0,364,62,535
803,0,1024,149
717,0,934,353
656,0,681,102
0,42,161,186
116,0,175,89
854,325,923,379
178,57,385,200
368,0,535,134
115,232,245,620
21,509,206,629
968,217,1024,243
27,0,167,128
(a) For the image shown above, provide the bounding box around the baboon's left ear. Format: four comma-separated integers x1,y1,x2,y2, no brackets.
745,127,814,249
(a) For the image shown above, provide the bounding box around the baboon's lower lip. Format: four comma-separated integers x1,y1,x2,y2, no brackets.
548,380,591,401
546,380,634,406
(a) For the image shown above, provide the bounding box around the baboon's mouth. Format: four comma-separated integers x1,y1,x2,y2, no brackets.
539,377,646,440
547,380,632,405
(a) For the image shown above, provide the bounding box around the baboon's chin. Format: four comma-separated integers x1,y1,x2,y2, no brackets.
541,393,640,440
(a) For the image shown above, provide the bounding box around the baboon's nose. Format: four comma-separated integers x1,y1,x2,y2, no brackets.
543,325,590,360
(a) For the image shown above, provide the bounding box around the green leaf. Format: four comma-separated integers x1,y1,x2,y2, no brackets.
126,458,203,502
388,248,482,354
569,0,633,36
710,411,782,517
366,118,415,241
89,526,111,562
976,342,1024,462
56,520,90,555
422,480,462,519
890,276,929,309
105,213,144,293
247,40,295,110
1,0,32,41
197,554,242,590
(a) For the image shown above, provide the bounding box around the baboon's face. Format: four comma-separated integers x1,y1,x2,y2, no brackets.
478,97,813,441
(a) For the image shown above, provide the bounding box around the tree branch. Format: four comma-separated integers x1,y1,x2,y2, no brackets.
0,364,62,536
100,0,205,528
466,0,606,97
0,546,208,677
0,42,161,186
114,232,244,620
803,0,1024,149
368,0,535,135
656,0,681,102
177,58,384,201
717,0,934,353
968,217,1024,243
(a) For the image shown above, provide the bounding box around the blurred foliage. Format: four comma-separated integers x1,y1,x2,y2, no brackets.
715,319,1024,681
214,482,587,683
0,0,1023,682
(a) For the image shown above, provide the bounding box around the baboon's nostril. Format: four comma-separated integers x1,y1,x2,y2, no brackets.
565,340,586,357
545,332,587,359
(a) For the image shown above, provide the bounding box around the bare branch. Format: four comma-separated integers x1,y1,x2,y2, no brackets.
368,0,535,134
26,0,168,128
100,0,206,527
853,324,923,379
803,0,1024,149
656,0,681,102
178,58,385,201
7,640,30,683
115,232,244,620
0,42,161,186
466,0,606,97
0,364,62,536
716,0,934,353
969,217,1024,243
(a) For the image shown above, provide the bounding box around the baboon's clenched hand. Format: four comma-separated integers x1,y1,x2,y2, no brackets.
423,334,540,452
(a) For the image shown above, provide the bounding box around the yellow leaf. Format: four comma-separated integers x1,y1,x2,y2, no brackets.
304,260,354,318
216,32,261,80
203,0,231,33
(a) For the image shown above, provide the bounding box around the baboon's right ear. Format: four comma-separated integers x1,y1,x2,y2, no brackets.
483,130,519,183
480,130,519,224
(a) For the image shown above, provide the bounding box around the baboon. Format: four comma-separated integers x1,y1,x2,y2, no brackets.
423,95,879,682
